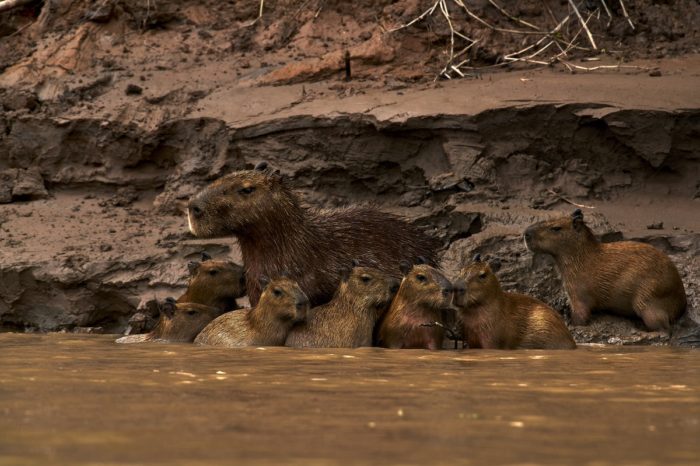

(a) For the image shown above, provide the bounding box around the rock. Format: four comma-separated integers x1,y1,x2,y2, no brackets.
647,221,664,230
125,84,143,95
11,168,48,200
0,169,17,203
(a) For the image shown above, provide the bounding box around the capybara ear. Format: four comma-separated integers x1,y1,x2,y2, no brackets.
161,297,177,318
489,258,502,273
254,161,268,171
473,253,482,263
187,261,201,275
351,258,361,268
399,260,412,275
572,209,584,229
201,251,212,262
416,256,427,265
259,275,270,289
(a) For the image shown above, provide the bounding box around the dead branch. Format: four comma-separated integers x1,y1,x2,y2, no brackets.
568,0,597,50
618,0,635,30
546,189,596,209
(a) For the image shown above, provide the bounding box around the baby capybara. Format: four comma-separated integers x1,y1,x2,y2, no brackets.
453,256,576,350
179,252,246,313
285,263,400,348
186,162,439,307
524,209,687,330
194,276,309,347
378,261,453,350
116,298,220,344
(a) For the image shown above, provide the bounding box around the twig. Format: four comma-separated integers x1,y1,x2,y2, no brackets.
599,0,612,26
387,1,439,33
547,189,596,209
556,59,647,72
568,0,597,50
487,0,540,31
246,0,265,26
617,0,635,30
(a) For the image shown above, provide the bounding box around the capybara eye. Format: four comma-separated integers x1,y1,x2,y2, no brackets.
208,269,219,276
479,272,487,280
416,274,427,283
186,310,198,316
273,288,283,297
239,186,256,195
361,275,371,283
550,226,562,232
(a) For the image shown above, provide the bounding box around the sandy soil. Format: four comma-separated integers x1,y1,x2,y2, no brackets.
0,0,698,345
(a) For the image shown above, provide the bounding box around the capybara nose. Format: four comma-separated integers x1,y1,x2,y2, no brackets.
442,286,453,297
189,203,203,218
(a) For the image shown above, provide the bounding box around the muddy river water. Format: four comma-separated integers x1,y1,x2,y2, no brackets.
0,334,698,466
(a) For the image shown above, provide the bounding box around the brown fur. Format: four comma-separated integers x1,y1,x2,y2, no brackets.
524,210,687,330
378,264,453,350
116,302,220,344
179,258,246,312
454,261,576,349
285,266,400,348
194,277,309,347
187,166,439,307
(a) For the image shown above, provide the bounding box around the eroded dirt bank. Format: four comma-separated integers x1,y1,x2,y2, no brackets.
0,0,698,345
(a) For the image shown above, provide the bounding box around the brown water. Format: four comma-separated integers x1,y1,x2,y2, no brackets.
0,334,698,466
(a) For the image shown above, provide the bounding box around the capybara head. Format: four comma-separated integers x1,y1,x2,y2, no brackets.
340,262,401,313
186,252,246,306
453,255,501,308
187,162,295,238
257,275,310,324
524,209,596,256
397,261,453,308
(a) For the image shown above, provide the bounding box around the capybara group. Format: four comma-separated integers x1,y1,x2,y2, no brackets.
525,209,687,330
187,162,439,307
117,299,220,344
378,262,453,350
285,263,400,348
454,256,576,350
195,276,309,347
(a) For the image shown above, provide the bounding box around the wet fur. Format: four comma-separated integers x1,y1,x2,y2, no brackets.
187,168,439,307
454,262,576,350
378,264,453,350
116,302,220,344
524,211,687,330
195,277,309,347
285,266,399,348
179,259,246,313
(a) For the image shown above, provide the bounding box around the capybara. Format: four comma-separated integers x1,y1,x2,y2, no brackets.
453,255,576,349
116,298,220,344
194,276,309,347
378,261,453,350
186,162,439,307
285,263,400,348
524,209,687,330
179,252,246,313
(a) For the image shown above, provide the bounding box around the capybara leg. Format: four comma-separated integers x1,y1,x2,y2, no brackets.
638,304,670,331
569,297,591,326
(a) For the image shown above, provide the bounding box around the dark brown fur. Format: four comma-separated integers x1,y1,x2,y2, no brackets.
179,257,246,313
116,301,220,344
454,261,576,349
187,165,439,307
378,264,453,350
285,266,400,348
194,277,309,347
524,210,687,330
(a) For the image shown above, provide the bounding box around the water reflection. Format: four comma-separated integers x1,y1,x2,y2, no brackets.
0,334,698,465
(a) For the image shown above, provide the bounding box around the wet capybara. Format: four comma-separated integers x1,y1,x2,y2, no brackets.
186,162,439,307
285,263,400,348
378,261,453,350
524,209,687,330
453,256,576,350
194,276,309,347
179,252,246,313
116,298,220,344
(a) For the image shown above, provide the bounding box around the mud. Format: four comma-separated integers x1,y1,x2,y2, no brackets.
0,1,698,345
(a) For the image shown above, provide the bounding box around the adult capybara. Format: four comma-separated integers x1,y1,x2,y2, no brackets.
524,209,687,330
285,263,400,348
116,298,220,344
194,276,309,347
453,255,576,349
186,162,439,307
378,261,453,350
179,252,246,313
